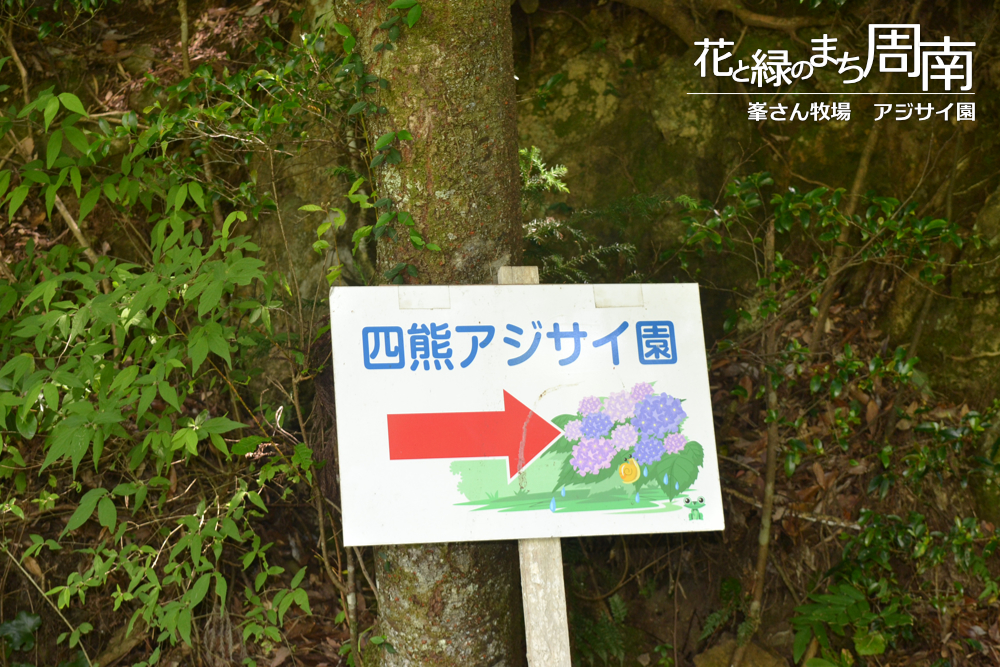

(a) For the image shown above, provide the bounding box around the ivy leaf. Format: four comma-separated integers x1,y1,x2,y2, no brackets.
8,184,30,220
203,417,245,434
233,436,266,457
43,96,60,131
331,208,347,228
374,131,396,151
69,166,82,196
348,177,366,196
406,4,423,27
0,611,41,651
351,225,373,254
97,496,117,531
397,129,413,141
158,381,181,412
46,129,63,169
188,334,210,374
175,183,188,211
77,187,102,223
63,488,107,535
177,609,193,646
57,92,88,117
332,23,356,53
188,181,205,211
199,281,224,317
110,364,140,392
189,573,212,607
853,631,887,656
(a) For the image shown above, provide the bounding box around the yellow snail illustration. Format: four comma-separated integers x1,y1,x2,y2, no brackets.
618,457,640,484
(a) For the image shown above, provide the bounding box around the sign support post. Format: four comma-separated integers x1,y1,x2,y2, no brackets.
498,266,573,667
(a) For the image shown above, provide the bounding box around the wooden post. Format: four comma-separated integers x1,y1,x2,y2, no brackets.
498,266,573,667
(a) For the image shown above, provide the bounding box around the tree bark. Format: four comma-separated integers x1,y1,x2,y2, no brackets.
353,0,522,285
346,2,526,665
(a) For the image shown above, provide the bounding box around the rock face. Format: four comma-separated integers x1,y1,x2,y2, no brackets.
693,639,789,667
513,5,744,211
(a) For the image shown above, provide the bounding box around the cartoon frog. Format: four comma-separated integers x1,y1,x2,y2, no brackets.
684,496,705,520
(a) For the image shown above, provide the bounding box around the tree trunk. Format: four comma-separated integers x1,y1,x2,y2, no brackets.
351,0,522,285
346,1,525,665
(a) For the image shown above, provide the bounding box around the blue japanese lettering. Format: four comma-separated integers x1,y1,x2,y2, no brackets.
408,323,454,370
504,321,542,366
635,321,677,365
547,322,588,366
592,321,629,365
362,326,405,369
455,325,495,368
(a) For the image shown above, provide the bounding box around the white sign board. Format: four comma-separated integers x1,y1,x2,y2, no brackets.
329,283,723,546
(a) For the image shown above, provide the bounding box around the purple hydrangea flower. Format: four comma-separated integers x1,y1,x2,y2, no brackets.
630,382,654,403
564,420,584,442
633,434,666,466
663,433,688,454
604,390,636,422
581,411,613,439
578,396,602,415
609,424,638,452
634,393,687,438
570,438,616,475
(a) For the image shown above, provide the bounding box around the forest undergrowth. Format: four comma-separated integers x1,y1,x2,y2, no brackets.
0,1,999,667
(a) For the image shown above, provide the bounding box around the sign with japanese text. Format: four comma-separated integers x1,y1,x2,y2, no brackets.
691,25,977,124
695,27,975,90
330,284,723,546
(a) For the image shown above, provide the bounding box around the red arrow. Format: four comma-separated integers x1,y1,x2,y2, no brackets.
387,391,561,478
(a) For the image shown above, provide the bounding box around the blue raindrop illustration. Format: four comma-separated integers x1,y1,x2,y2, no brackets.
675,482,679,490
635,493,641,503
549,497,557,512
561,486,566,497
643,466,648,477
663,473,669,486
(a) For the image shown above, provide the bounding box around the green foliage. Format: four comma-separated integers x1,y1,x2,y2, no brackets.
0,611,41,653
571,610,626,666
518,146,641,284
520,146,568,215
0,24,345,664
652,643,675,667
534,73,565,110
675,171,987,663
699,578,748,642
792,582,910,663
3,0,121,38
675,173,965,331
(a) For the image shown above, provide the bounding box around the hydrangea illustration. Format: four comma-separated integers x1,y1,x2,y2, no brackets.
570,437,616,475
547,385,700,508
630,382,654,403
604,390,636,421
581,411,613,439
564,420,584,442
634,393,687,438
578,395,602,416
609,424,638,452
633,434,666,466
664,433,688,454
